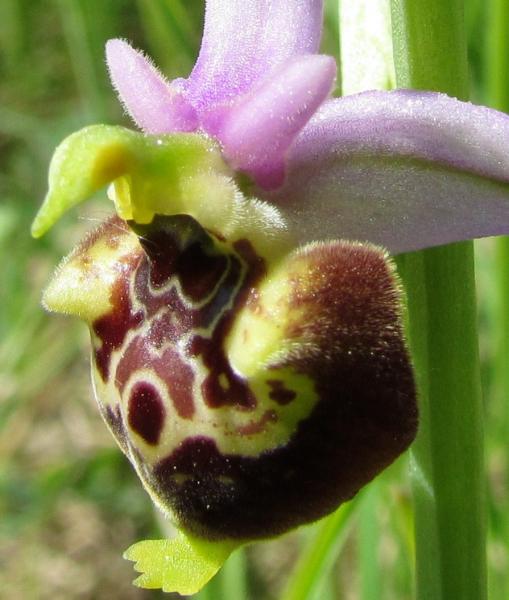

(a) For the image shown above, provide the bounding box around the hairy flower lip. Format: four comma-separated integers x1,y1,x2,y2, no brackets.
45,212,417,543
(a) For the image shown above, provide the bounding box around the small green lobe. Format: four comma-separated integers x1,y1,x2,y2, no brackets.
123,533,238,595
31,125,137,238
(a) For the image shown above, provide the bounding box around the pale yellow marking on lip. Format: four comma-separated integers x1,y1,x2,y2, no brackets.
43,227,140,323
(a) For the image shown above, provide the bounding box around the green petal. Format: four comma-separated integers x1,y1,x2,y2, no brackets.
31,124,230,238
124,533,239,595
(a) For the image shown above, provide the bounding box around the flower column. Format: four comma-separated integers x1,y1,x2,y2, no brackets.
391,1,487,599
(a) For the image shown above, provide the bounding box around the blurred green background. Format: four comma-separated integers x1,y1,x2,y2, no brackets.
0,0,508,598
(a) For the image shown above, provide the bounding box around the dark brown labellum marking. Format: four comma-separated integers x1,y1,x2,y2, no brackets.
93,215,268,424
141,242,418,542
128,382,166,445
115,332,196,419
190,239,267,410
176,241,228,301
135,217,228,296
153,347,195,419
191,332,258,410
92,254,143,381
266,379,297,405
236,409,278,435
136,226,180,287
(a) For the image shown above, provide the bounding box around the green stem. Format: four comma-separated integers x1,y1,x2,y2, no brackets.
485,0,509,112
391,1,486,599
218,549,248,600
484,3,509,598
485,0,509,435
390,0,469,93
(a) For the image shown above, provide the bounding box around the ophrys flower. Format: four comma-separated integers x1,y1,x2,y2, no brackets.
32,0,509,594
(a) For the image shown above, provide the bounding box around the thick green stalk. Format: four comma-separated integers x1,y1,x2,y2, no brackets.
486,0,509,440
485,0,509,112
391,2,486,599
485,3,509,597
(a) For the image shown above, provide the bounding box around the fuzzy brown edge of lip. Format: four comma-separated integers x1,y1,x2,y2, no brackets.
148,241,417,541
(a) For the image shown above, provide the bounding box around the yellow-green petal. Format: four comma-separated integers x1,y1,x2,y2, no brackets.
31,124,230,238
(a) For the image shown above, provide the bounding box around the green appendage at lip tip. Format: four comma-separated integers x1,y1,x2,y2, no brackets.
123,532,239,595
30,124,227,239
31,125,135,238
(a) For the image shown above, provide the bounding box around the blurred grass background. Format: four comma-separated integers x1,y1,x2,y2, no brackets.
0,0,507,598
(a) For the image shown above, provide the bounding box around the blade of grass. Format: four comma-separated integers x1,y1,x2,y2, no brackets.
359,482,381,600
310,572,337,600
218,548,248,600
0,0,26,72
53,0,111,121
339,0,395,96
135,0,199,75
391,2,487,599
280,496,360,600
485,0,509,112
389,481,415,597
485,0,509,444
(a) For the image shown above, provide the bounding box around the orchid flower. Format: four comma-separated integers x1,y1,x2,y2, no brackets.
31,0,509,594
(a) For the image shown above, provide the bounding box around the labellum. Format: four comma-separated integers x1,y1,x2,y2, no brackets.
55,212,417,541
